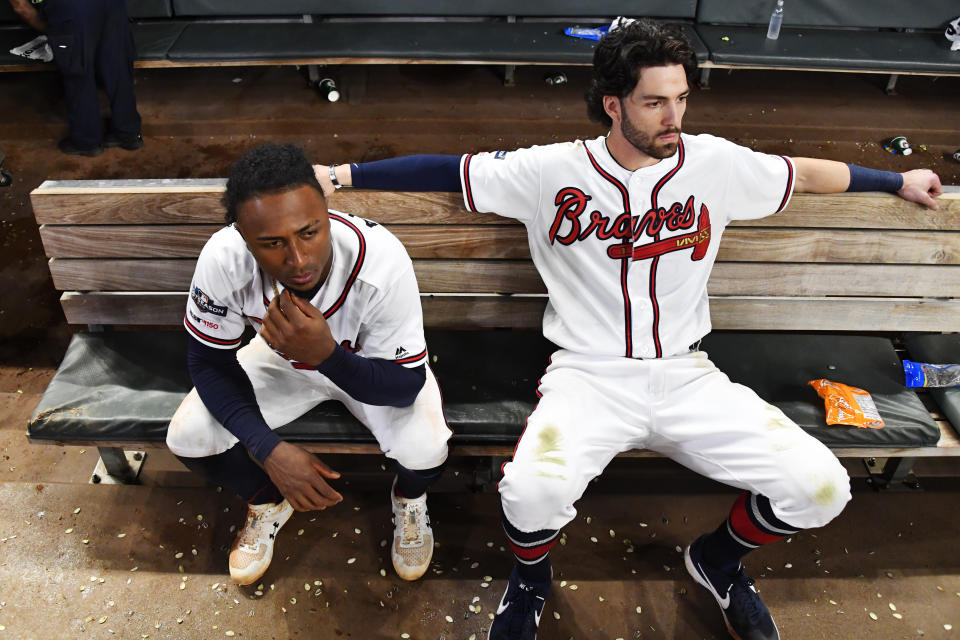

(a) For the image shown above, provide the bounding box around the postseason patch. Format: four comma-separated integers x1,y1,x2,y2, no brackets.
191,285,227,317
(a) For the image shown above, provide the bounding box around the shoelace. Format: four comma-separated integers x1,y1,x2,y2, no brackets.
401,502,425,544
507,582,543,633
728,570,765,625
238,512,263,548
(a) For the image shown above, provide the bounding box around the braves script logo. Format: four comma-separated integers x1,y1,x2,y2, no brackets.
548,187,711,261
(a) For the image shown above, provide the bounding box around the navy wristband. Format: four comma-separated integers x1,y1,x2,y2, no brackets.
846,164,903,193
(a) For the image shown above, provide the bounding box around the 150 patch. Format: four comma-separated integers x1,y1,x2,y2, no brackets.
191,285,227,317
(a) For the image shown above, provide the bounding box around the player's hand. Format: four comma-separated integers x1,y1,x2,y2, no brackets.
263,441,343,511
260,290,337,367
898,169,943,210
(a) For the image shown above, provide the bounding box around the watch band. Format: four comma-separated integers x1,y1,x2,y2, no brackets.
329,164,342,190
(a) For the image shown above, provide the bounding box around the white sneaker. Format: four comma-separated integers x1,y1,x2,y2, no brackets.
229,499,294,585
390,477,434,581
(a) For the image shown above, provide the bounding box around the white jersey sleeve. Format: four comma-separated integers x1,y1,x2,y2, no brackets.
184,233,248,349
356,263,428,368
460,147,544,223
720,140,796,222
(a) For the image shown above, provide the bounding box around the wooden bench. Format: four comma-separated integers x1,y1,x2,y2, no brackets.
27,179,960,487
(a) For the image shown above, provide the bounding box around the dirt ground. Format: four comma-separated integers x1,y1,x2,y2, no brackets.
1,63,959,639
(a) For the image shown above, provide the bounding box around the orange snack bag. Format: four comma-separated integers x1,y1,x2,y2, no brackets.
808,379,885,429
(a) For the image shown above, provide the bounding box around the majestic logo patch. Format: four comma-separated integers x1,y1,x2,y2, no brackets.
395,346,409,359
191,286,227,316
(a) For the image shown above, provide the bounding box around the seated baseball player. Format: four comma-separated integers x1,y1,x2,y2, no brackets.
311,20,943,640
166,142,451,586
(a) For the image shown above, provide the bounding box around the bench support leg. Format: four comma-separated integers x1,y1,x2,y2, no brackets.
699,67,711,90
91,447,145,485
502,65,516,87
863,456,920,491
885,74,899,96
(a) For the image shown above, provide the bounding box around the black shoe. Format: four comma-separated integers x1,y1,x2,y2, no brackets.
103,132,144,151
685,535,780,640
58,137,103,157
487,566,550,640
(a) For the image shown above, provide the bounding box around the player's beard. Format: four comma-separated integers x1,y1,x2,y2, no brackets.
621,109,680,159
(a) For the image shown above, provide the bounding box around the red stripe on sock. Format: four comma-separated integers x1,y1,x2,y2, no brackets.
729,492,785,546
508,538,558,561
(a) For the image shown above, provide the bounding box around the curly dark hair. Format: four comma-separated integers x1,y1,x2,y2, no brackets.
585,19,698,127
222,142,323,225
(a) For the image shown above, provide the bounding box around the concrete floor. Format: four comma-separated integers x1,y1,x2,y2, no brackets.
1,63,960,639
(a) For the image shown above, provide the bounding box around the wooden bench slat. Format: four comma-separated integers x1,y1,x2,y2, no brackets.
30,187,960,228
59,292,960,331
49,258,960,298
49,259,548,294
40,224,960,265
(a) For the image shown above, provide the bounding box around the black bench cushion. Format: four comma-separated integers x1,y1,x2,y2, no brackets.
166,21,710,65
904,334,960,432
702,334,940,448
29,330,938,449
0,22,185,67
696,0,957,30
696,25,960,74
172,0,697,18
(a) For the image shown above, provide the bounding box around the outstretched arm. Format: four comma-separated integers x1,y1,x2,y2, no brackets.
315,155,462,196
792,157,943,210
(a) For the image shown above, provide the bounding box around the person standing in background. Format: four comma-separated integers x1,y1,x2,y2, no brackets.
8,0,143,156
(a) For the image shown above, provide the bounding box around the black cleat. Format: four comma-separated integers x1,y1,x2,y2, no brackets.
685,534,780,640
104,132,144,151
487,566,550,640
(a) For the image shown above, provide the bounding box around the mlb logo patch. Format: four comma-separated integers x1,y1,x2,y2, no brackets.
494,150,508,160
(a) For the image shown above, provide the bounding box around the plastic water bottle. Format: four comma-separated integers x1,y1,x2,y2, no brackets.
767,0,784,40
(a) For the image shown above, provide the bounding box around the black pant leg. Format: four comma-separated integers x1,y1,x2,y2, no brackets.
176,444,283,505
43,0,102,147
95,0,141,137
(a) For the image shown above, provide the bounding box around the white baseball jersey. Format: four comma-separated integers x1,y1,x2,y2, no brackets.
184,210,428,371
460,134,795,358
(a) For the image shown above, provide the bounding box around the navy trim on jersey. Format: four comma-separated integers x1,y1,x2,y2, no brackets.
462,153,478,212
646,139,686,358
184,313,243,347
776,156,794,213
324,213,366,318
584,145,634,358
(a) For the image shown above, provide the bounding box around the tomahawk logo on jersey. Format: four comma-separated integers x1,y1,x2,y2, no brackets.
461,134,795,359
183,211,428,370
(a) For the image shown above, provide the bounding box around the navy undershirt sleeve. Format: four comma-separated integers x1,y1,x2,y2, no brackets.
351,154,462,191
187,338,281,465
316,344,426,407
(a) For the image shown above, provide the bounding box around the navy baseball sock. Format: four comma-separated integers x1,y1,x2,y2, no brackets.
501,503,557,584
395,461,446,499
700,491,801,577
176,444,283,505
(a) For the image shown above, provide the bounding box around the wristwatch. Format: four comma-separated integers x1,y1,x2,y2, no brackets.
328,164,342,190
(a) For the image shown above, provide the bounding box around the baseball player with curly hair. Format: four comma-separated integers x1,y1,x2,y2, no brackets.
166,142,451,586
315,20,942,640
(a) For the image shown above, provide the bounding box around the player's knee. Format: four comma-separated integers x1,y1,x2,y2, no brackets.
499,461,580,531
392,440,448,471
164,414,194,457
787,458,851,528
